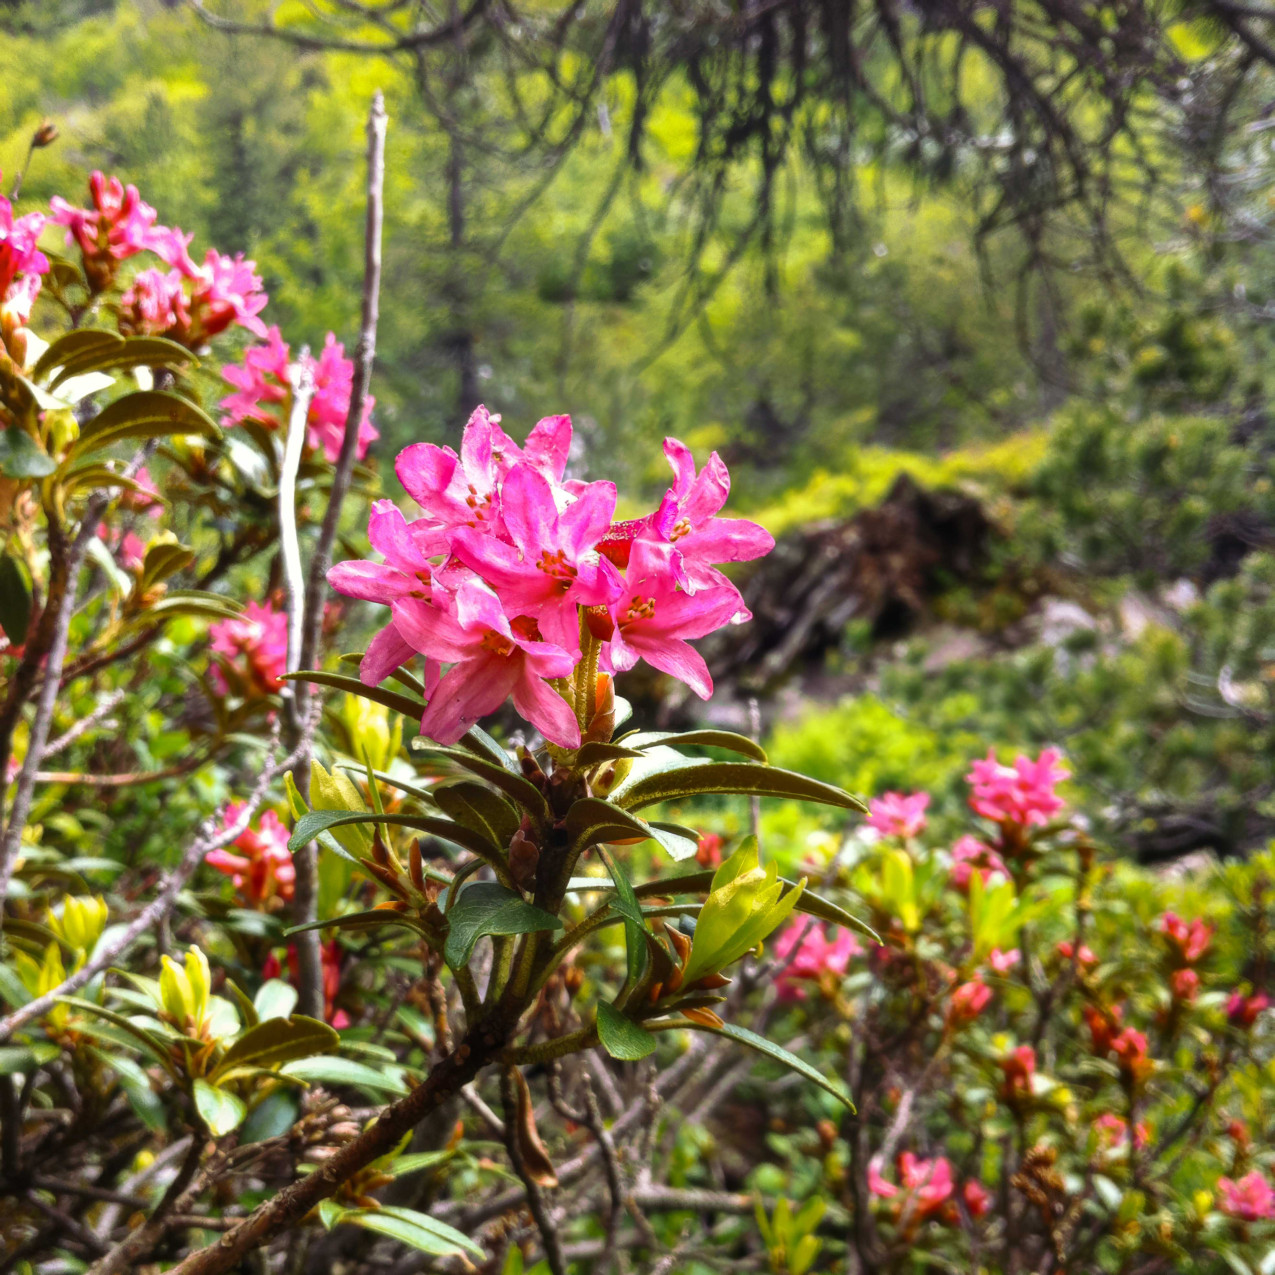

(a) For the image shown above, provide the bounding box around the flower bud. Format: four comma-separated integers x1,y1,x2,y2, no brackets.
32,121,59,148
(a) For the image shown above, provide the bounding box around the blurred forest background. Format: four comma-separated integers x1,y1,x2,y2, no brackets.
4,0,1274,871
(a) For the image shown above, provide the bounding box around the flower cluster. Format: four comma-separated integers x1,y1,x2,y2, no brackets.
220,327,378,462
263,939,349,1028
328,409,773,748
208,600,288,696
49,170,267,344
206,804,295,909
867,791,929,839
0,175,48,334
869,1153,990,1226
1218,1171,1275,1221
773,920,861,1001
966,747,1069,827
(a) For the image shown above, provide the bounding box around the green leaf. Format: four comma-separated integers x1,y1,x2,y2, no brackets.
565,797,698,860
576,742,646,765
431,781,520,847
676,1020,853,1109
616,760,865,813
253,979,298,1022
0,554,33,645
0,1043,56,1075
31,330,123,382
288,809,499,863
621,729,768,763
280,1056,408,1096
596,1002,657,1060
595,845,649,985
213,1016,337,1079
282,669,425,721
49,335,193,388
0,428,56,479
333,1204,484,1259
389,1150,455,1177
443,882,562,969
458,724,520,774
193,1078,247,1136
409,738,550,817
98,1051,166,1132
285,908,426,938
59,997,177,1076
70,391,221,459
240,1089,300,1144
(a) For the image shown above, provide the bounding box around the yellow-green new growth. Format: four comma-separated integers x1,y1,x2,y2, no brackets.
681,839,805,986
48,894,108,957
160,945,213,1038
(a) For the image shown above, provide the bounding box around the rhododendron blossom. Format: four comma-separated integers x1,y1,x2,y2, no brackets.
206,805,295,908
949,835,1009,890
1058,938,1098,966
948,978,992,1025
329,408,772,745
867,790,929,839
1227,990,1269,1028
1159,911,1213,964
220,327,378,461
1000,1044,1036,1097
967,747,1069,827
50,171,156,289
1171,967,1200,1002
263,939,349,1029
1218,1171,1275,1221
773,921,861,1000
870,1153,955,1220
988,947,1021,975
0,181,48,308
208,600,288,695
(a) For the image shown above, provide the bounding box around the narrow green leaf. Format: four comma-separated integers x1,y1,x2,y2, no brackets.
595,845,648,985
576,742,646,765
213,1016,337,1079
240,1089,300,1144
389,1150,455,1177
287,809,499,862
0,1043,56,1075
31,329,122,382
0,428,56,479
673,1019,854,1109
282,669,424,721
565,797,697,860
281,1056,408,1095
284,908,427,938
98,1050,166,1132
409,738,550,817
458,724,520,774
621,729,768,763
616,760,865,814
432,781,519,847
193,1078,247,1136
597,1002,657,1061
443,882,562,969
336,1204,484,1258
59,997,177,1076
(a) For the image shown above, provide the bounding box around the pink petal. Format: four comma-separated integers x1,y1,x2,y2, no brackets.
559,479,617,557
680,451,731,525
395,442,458,510
499,464,560,559
360,623,417,686
522,414,572,481
663,437,698,497
623,632,713,699
453,578,513,640
327,560,415,605
368,500,433,572
419,655,518,745
392,596,475,663
679,516,774,565
511,671,580,748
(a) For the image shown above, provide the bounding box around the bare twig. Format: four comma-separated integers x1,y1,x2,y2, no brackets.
287,90,387,1020
501,1067,566,1275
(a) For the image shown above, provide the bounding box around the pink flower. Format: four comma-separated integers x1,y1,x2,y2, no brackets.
773,921,861,1001
948,979,992,1025
962,1179,991,1219
966,748,1069,828
449,461,621,652
393,577,579,747
868,1156,898,1199
185,249,268,341
120,466,163,517
263,939,349,1028
395,406,571,553
949,836,1009,891
867,791,929,839
1058,939,1098,967
206,804,295,909
897,1154,955,1220
1095,1113,1129,1149
1218,1171,1275,1221
209,600,288,696
1158,912,1213,964
95,523,146,571
600,539,744,700
695,832,724,868
1227,991,1269,1028
636,437,774,591
118,267,191,338
1171,968,1200,1002
220,328,377,461
1000,1045,1036,1097
50,171,156,289
1111,1027,1153,1083
0,180,47,302
988,947,1021,975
